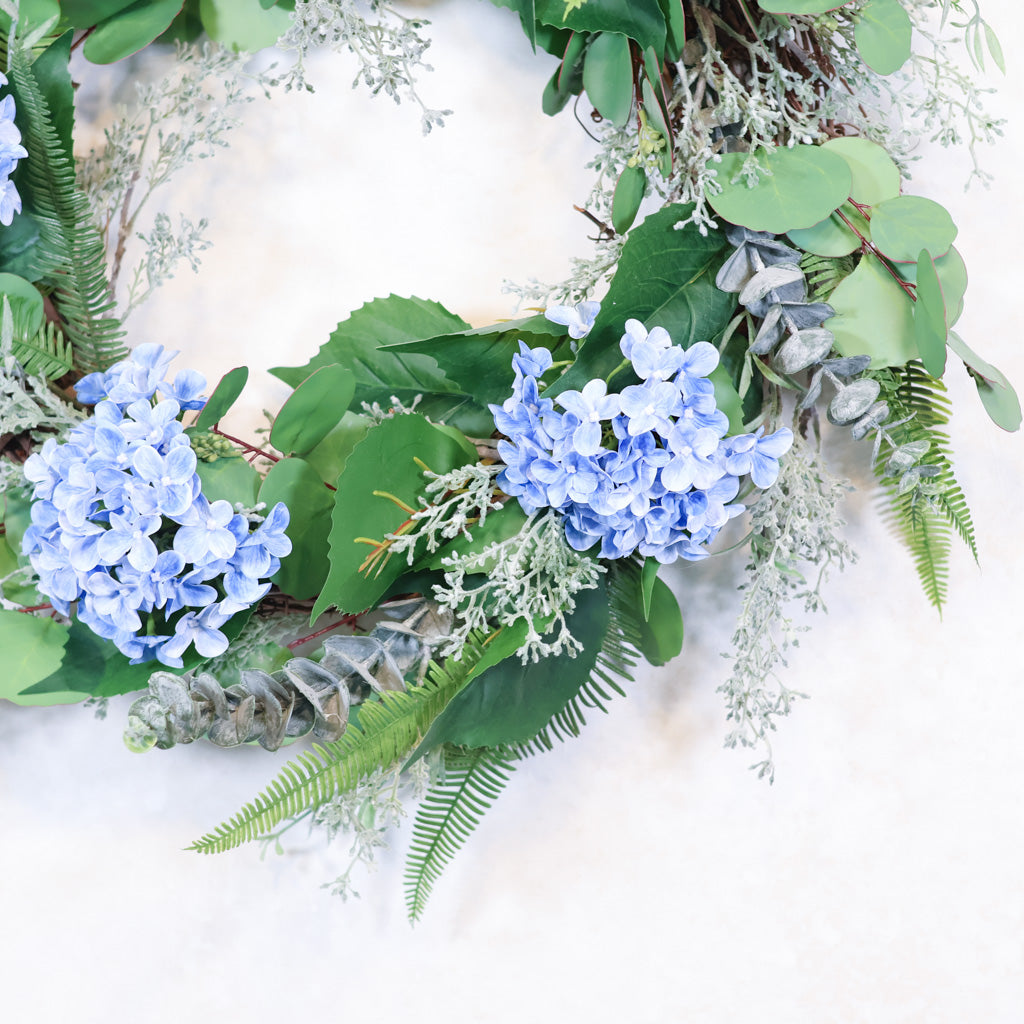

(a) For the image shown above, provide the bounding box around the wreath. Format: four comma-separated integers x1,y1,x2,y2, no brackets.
0,0,1018,920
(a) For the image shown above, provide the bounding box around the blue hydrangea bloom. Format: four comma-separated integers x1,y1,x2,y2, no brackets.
0,79,27,227
490,321,794,563
22,346,292,666
545,300,600,340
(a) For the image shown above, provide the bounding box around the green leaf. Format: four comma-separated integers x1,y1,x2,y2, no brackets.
821,136,901,207
59,0,137,27
0,534,41,607
984,23,1006,74
419,500,529,572
786,202,869,257
894,245,968,326
636,576,683,666
0,213,46,280
756,0,846,12
657,0,686,60
612,164,647,235
312,414,476,619
0,273,44,334
270,364,355,456
828,254,916,368
583,32,634,126
258,456,334,599
855,0,913,75
535,0,666,54
947,332,1022,432
194,365,248,430
708,146,853,234
27,33,75,165
416,580,610,749
640,556,659,619
550,205,735,395
270,295,490,433
709,363,744,432
385,316,570,414
488,0,538,50
198,0,291,50
870,195,958,263
913,248,947,378
82,0,185,64
300,412,370,484
194,452,260,505
0,610,79,706
542,30,586,116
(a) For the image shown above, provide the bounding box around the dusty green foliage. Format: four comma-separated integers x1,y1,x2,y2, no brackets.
872,361,976,612
9,53,126,374
404,746,516,922
721,435,854,781
189,629,497,855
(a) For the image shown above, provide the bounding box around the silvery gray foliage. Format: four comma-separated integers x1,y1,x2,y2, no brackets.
124,598,453,751
716,225,836,374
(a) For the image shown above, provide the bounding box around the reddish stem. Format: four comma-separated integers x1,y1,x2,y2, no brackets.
17,603,53,613
211,425,280,463
835,208,917,301
286,614,363,650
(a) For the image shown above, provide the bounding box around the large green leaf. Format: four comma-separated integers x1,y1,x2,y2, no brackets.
870,195,958,263
270,295,491,434
258,456,334,600
636,576,683,666
855,0,913,75
312,414,476,619
82,0,185,64
199,0,291,49
549,205,735,395
419,500,529,572
822,137,901,207
0,609,80,706
828,253,915,367
385,316,570,413
913,248,947,378
270,364,355,457
757,1,846,11
535,0,666,54
708,146,852,234
415,579,609,749
59,0,136,26
301,413,370,484
583,31,634,126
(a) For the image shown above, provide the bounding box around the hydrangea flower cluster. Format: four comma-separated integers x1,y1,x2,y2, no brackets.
491,318,793,563
21,344,291,667
0,73,27,227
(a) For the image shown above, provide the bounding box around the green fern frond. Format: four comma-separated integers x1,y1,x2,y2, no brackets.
801,252,856,302
189,629,498,855
404,746,516,923
873,362,978,612
9,51,127,374
12,320,74,379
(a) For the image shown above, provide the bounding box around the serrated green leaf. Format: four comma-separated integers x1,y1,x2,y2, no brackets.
270,364,355,456
258,456,334,599
583,32,633,126
550,204,736,395
708,146,852,234
194,365,248,430
870,195,958,263
312,414,476,619
0,609,79,706
535,0,666,54
854,0,913,75
913,248,947,377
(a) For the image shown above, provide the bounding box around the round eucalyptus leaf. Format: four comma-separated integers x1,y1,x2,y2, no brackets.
870,196,958,263
822,137,901,206
82,0,184,63
199,0,292,50
270,364,356,457
757,0,846,12
855,0,912,75
828,377,880,424
612,164,646,235
773,327,834,374
787,203,867,257
708,146,852,233
895,245,967,325
947,332,1022,432
829,254,916,367
583,32,633,127
194,365,248,430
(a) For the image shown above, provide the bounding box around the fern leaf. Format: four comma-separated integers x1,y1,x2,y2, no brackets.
189,629,497,855
404,747,516,923
801,252,856,302
9,51,127,374
873,362,978,612
12,320,74,379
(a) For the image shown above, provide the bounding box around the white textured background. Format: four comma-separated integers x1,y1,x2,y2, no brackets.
2,2,1023,1020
